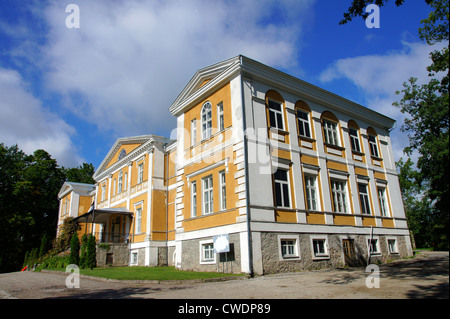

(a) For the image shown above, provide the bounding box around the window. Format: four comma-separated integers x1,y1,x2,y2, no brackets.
323,120,340,146
368,238,380,255
101,184,106,202
331,180,348,213
281,240,297,258
118,149,126,161
112,179,116,195
118,171,123,194
201,242,215,263
201,102,212,140
268,99,284,130
358,183,371,215
219,171,226,211
274,169,290,208
138,163,144,184
368,135,379,158
349,128,361,152
135,207,142,233
124,172,128,191
217,102,224,132
378,187,390,217
130,251,138,265
191,119,197,146
388,239,398,254
305,175,319,211
311,237,329,259
296,109,311,138
202,175,213,215
191,181,197,217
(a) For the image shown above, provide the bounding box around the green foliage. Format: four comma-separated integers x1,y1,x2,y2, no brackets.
0,143,95,273
85,235,97,269
36,255,70,271
69,232,80,266
340,0,405,25
79,234,88,269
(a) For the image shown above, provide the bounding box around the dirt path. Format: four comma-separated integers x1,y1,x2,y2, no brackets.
0,251,447,299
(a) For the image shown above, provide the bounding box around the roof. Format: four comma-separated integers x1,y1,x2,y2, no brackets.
72,207,133,224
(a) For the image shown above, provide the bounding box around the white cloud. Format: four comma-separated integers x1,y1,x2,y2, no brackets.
0,67,84,167
40,0,315,136
319,41,445,163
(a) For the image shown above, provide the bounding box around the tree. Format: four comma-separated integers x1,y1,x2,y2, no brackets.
69,232,80,266
342,0,449,250
85,234,97,269
63,163,96,184
79,234,88,269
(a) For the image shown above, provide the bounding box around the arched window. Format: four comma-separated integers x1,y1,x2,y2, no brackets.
367,127,380,158
321,111,340,147
118,149,126,161
295,100,312,139
201,102,212,140
348,120,362,153
266,90,285,131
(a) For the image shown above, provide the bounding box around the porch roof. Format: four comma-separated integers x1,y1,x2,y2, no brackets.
73,207,133,224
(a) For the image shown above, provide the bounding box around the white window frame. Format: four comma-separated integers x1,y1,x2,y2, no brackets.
101,183,106,202
130,250,138,266
305,174,320,211
219,170,226,211
278,235,301,260
135,207,142,234
273,169,291,208
191,181,197,218
368,135,380,158
137,162,144,184
377,186,390,217
358,183,371,215
124,172,127,191
202,175,213,215
311,236,330,260
201,102,212,140
323,120,340,146
367,236,381,255
387,237,399,254
112,179,116,195
296,109,311,138
118,171,123,194
267,99,285,130
349,128,361,153
217,102,224,132
330,179,349,213
191,118,197,146
199,240,216,264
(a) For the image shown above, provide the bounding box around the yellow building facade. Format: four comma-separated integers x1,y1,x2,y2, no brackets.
57,56,413,273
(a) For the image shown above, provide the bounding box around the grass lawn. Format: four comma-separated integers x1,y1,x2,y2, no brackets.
49,266,244,281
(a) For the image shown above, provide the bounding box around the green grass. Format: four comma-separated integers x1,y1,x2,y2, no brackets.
48,266,244,281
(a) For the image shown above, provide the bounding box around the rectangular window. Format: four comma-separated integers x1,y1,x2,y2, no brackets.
191,119,197,146
202,175,213,215
138,163,144,184
305,175,318,211
131,251,138,265
101,184,106,202
331,180,348,213
112,179,116,195
349,128,361,152
191,181,197,217
323,120,340,146
219,170,226,211
136,207,142,234
388,239,398,254
274,169,290,208
312,238,329,258
358,183,371,215
369,135,380,158
296,110,311,138
268,100,284,130
378,187,390,217
368,239,380,254
118,171,123,194
124,172,127,191
281,239,297,258
202,243,215,262
217,102,224,132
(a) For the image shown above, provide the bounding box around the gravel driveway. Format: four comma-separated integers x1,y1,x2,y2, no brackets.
0,251,447,299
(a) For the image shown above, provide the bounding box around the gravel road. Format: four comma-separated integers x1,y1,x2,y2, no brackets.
0,251,447,299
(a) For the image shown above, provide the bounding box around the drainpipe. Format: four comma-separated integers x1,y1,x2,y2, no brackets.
367,225,374,266
240,56,254,277
165,144,169,266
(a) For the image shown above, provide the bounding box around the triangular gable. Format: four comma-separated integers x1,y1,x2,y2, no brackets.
93,135,154,181
169,55,241,116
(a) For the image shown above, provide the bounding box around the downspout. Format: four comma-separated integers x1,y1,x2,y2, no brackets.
367,225,374,266
240,56,254,277
165,144,169,266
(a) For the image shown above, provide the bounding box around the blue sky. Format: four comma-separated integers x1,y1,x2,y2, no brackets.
0,0,438,169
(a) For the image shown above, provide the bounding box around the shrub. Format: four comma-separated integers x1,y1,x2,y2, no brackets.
69,232,80,266
85,234,97,269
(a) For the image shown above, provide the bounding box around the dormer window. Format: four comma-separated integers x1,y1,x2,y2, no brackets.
118,149,126,161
